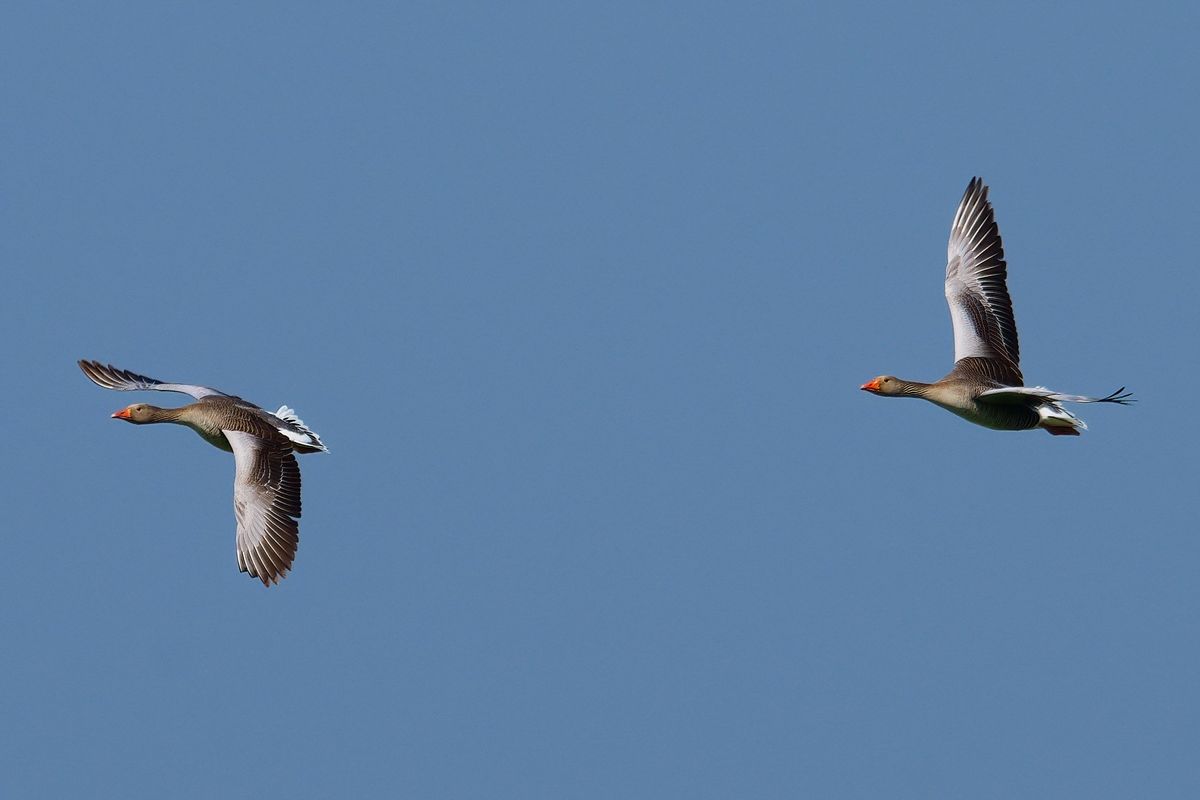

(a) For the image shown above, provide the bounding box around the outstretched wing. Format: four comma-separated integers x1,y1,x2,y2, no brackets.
978,386,1134,405
78,360,229,400
225,430,302,586
944,178,1021,380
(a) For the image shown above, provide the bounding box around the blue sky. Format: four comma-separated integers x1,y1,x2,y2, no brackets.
2,2,1196,797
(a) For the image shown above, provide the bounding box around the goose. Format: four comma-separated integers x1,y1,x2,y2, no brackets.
78,360,327,585
860,178,1132,435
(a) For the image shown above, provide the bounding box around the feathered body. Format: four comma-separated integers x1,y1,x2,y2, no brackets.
861,178,1132,435
79,360,327,585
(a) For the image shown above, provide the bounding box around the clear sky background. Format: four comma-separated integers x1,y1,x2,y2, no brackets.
2,3,1195,797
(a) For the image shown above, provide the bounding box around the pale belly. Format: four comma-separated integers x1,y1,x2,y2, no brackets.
184,421,234,451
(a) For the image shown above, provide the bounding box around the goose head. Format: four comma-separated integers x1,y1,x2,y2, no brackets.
112,403,160,423
860,376,903,396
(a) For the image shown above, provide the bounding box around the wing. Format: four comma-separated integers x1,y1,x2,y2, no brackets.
78,360,229,400
944,178,1021,374
225,430,302,586
978,386,1134,405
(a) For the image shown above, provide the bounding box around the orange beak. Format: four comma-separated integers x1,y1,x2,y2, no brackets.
112,408,132,420
860,379,881,392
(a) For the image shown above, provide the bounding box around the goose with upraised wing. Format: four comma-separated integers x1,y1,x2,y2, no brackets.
860,178,1132,435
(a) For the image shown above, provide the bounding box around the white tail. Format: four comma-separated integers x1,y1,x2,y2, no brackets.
273,405,328,452
1037,403,1086,436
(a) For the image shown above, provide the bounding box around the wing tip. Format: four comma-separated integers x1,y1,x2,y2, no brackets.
239,557,292,587
1103,387,1136,405
78,359,117,388
959,176,990,211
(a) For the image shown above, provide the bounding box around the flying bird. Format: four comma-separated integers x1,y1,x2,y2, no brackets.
79,360,327,584
860,178,1132,434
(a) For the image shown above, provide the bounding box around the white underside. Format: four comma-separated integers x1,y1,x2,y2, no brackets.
1037,403,1087,431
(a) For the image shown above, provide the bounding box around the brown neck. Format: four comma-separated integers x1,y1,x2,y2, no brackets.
893,379,933,398
143,406,189,424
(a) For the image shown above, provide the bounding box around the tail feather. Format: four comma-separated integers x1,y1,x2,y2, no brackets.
1038,402,1086,436
273,405,328,453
